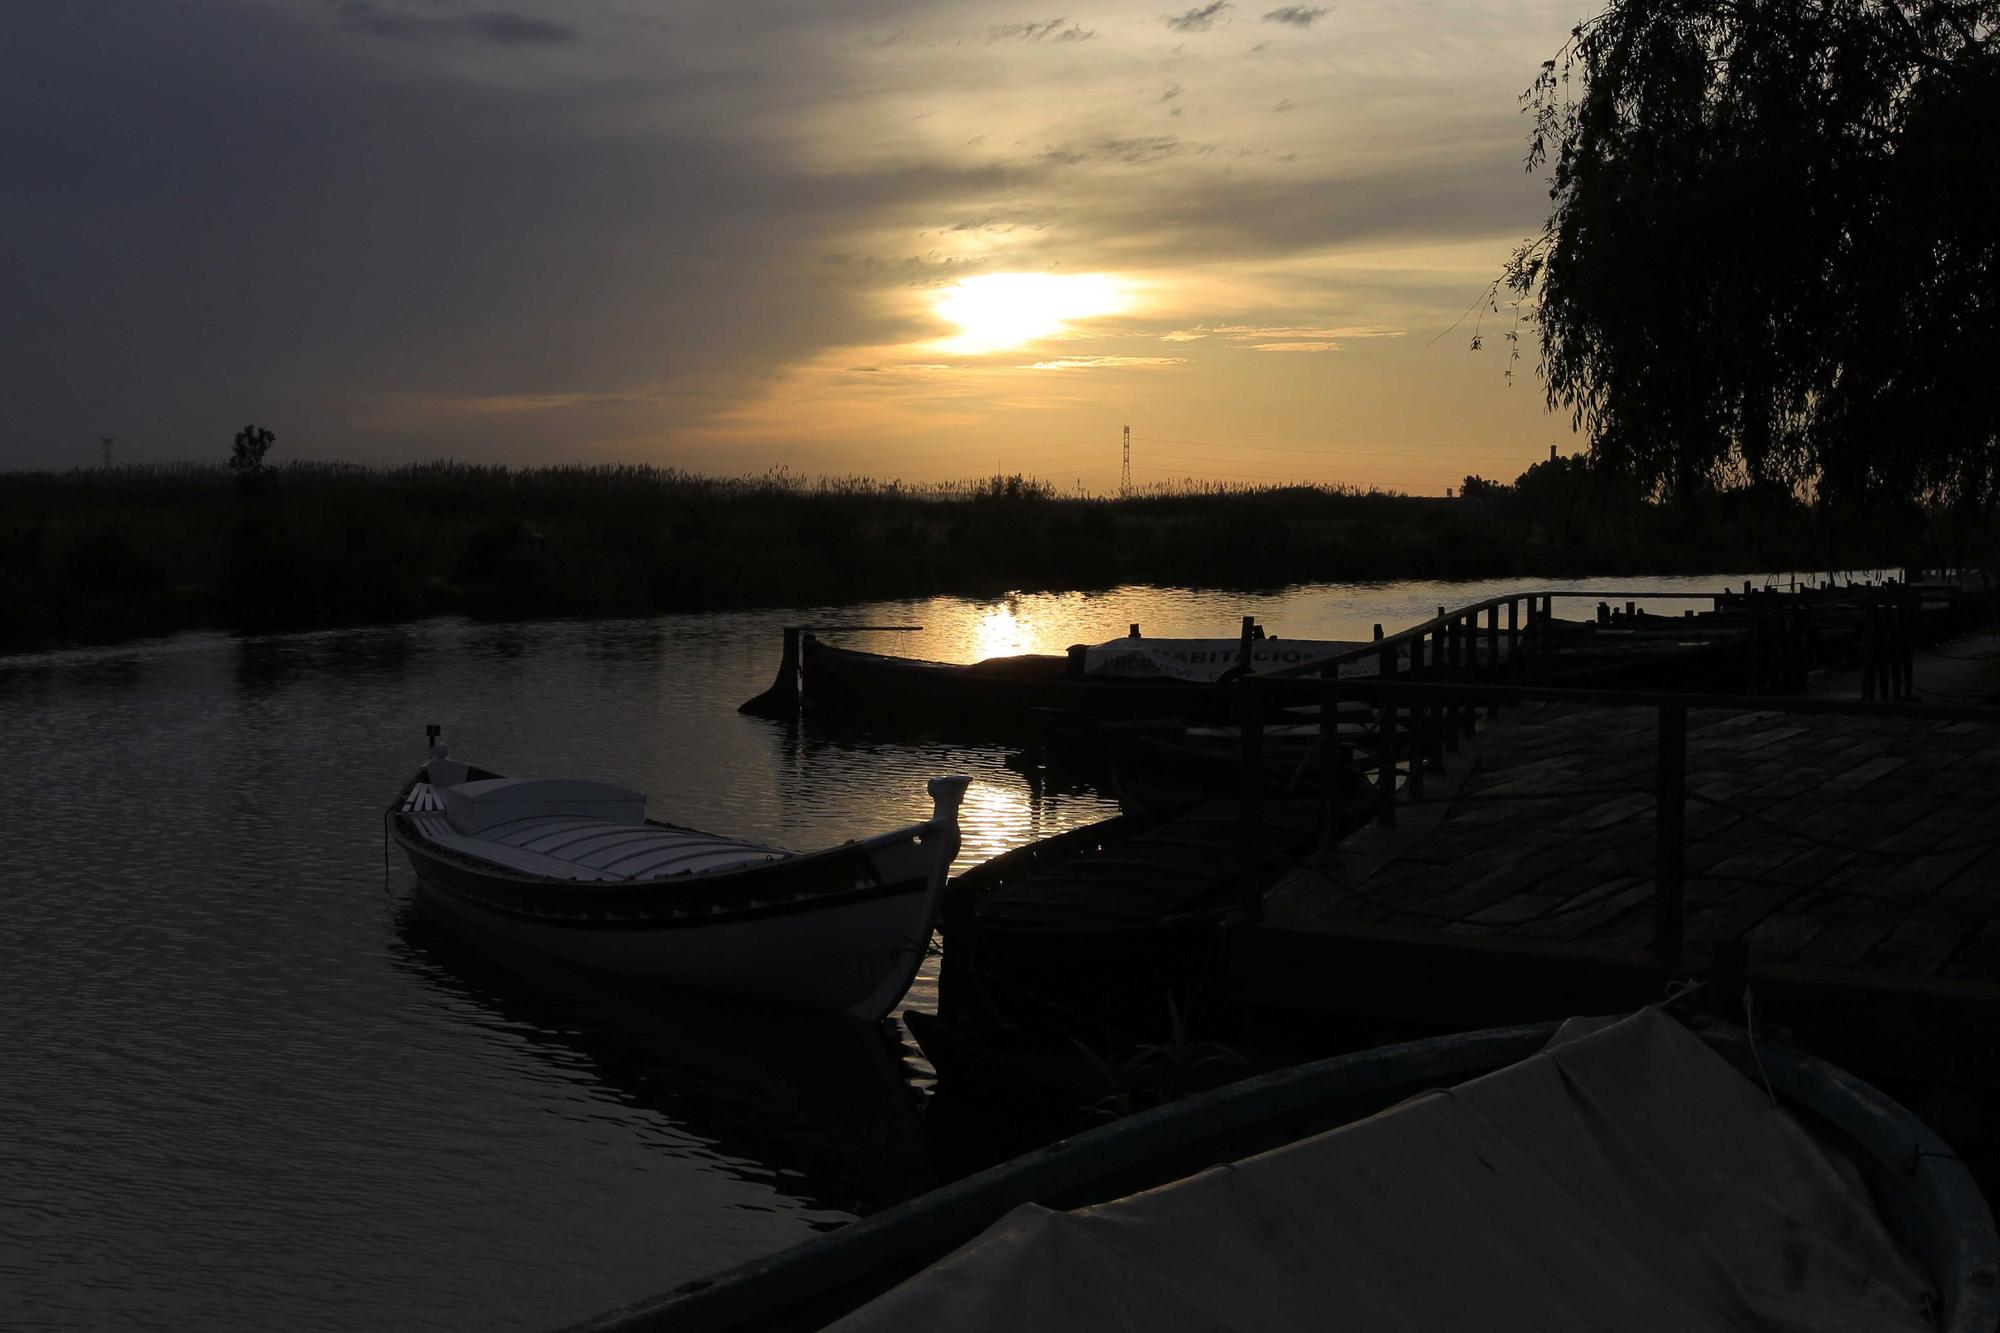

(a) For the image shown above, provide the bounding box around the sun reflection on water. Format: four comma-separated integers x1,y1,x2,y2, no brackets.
968,601,1034,663
951,773,1052,873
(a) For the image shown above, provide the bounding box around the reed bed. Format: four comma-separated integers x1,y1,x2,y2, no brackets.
0,460,1968,652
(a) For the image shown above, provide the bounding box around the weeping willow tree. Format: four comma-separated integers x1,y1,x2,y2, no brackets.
1502,0,2000,514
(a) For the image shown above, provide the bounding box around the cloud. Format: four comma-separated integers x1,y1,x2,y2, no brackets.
1164,2,1232,32
1161,82,1182,101
4,0,1566,473
1043,135,1212,166
1273,98,1296,111
988,17,1094,42
330,1,577,45
1160,325,1398,349
1212,324,1405,339
1262,6,1329,26
1028,356,1188,369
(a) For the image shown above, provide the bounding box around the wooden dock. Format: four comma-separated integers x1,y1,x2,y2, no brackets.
1227,683,2000,1172
1262,700,2000,977
931,580,2000,1165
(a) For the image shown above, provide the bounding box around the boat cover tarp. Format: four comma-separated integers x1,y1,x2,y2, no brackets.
827,1009,1934,1331
1083,638,1375,683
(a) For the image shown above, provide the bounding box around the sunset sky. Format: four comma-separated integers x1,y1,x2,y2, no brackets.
6,0,1589,493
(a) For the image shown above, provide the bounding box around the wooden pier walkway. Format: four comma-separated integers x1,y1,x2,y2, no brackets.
1259,699,2000,980
1227,679,2000,1166
932,583,2000,1170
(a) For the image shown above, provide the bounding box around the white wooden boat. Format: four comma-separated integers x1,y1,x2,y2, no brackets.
388,734,969,1023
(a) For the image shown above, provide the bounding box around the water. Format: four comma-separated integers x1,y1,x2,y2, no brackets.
0,573,1789,1329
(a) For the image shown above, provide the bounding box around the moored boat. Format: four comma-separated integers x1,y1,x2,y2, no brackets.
739,626,1403,731
388,732,970,1023
572,1006,2000,1332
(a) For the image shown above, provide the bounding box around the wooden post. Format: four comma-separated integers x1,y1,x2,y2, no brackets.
1485,605,1500,719
1405,632,1427,789
1507,597,1520,681
1327,743,1351,853
1237,615,1256,674
1238,679,1265,913
1901,587,1916,699
1861,601,1878,702
1484,606,1500,719
1746,603,1763,694
1442,623,1461,754
1406,691,1427,800
1319,673,1344,850
1533,598,1547,683
1465,615,1482,732
1431,627,1448,771
1653,703,1687,970
1376,652,1397,830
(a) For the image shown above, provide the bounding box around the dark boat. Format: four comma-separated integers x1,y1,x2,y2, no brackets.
740,627,1401,732
388,731,970,1023
572,1006,1999,1332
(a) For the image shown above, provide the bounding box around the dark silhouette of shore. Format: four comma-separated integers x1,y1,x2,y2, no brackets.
1,460,1979,653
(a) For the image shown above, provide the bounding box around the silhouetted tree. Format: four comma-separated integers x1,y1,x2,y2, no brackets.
1500,0,2000,512
230,424,275,473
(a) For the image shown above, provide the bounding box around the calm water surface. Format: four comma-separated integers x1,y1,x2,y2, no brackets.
0,574,1786,1329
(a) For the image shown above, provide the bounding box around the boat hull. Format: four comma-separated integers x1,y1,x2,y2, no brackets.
391,770,967,1023
406,858,936,1022
798,638,1223,732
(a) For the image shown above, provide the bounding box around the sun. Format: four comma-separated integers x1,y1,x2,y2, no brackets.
931,272,1130,354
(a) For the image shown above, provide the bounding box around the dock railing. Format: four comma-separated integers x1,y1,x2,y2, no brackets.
1258,578,1959,701
1233,622,1999,969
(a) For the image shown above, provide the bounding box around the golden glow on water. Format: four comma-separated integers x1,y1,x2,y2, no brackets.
930,272,1131,354
951,773,1050,872
967,601,1034,663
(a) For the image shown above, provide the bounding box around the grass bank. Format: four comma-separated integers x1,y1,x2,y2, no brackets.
0,460,1976,653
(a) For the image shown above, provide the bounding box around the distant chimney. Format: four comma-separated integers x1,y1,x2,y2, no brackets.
1549,444,1557,463
1445,486,1454,498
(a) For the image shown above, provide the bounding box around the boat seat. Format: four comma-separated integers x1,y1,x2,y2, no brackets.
442,777,646,836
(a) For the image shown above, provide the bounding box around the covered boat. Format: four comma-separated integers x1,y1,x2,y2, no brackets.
739,626,1404,732
388,733,969,1023
574,1007,2000,1332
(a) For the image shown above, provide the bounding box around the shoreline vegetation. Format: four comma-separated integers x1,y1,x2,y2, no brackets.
2,459,1984,656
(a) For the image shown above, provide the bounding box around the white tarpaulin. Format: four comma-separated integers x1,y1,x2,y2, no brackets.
826,1009,1934,1332
1082,639,1401,683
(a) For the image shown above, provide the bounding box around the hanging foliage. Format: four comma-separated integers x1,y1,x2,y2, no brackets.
1502,0,2000,510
